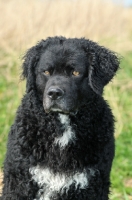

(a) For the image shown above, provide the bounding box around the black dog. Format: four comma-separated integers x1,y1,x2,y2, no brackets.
2,37,120,200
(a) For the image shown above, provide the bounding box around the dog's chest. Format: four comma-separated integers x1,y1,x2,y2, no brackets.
30,114,93,200
30,166,91,200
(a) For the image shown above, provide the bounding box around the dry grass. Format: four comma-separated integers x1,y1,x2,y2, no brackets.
0,0,132,54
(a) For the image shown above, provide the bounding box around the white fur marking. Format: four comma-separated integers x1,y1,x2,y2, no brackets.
30,166,93,200
54,114,76,147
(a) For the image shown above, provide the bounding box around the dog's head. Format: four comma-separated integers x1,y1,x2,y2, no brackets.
22,37,120,114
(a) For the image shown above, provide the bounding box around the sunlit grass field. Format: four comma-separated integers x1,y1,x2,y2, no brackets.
0,0,132,199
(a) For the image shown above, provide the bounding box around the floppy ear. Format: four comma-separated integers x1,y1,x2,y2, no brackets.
84,40,120,95
21,40,46,92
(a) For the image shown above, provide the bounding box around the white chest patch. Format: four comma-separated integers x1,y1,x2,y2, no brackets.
54,114,76,148
29,166,93,200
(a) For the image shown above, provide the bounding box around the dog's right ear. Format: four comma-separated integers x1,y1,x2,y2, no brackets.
22,46,38,79
21,40,46,92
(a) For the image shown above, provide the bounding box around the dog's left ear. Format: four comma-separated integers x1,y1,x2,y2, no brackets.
84,40,120,95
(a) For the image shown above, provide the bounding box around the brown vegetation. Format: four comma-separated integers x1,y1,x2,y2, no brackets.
0,0,132,54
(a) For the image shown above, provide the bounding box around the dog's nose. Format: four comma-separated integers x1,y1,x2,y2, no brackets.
47,88,64,100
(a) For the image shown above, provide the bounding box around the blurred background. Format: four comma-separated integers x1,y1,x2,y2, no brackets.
0,0,132,199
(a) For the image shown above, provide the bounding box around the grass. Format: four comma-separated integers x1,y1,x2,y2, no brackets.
105,52,132,199
0,0,132,199
0,50,22,166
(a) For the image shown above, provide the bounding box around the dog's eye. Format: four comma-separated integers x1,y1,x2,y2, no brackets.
43,70,50,76
72,71,80,76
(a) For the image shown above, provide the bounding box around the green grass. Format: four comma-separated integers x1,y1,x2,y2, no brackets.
0,50,24,167
109,51,132,199
0,50,132,199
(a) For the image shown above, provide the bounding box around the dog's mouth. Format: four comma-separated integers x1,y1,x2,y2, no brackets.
45,107,77,116
44,102,77,116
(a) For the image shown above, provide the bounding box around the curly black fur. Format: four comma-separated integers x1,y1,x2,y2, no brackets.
1,37,120,200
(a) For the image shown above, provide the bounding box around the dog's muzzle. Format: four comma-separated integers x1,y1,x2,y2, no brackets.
43,86,65,113
43,86,77,115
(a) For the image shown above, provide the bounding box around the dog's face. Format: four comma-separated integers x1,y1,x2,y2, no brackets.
22,37,119,114
36,45,90,114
